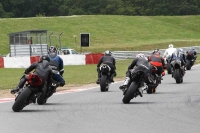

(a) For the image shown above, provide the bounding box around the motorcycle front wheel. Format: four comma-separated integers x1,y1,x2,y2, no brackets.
12,87,32,112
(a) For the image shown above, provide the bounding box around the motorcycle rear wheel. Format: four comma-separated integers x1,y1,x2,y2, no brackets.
100,75,108,92
174,69,181,84
186,60,191,70
122,82,138,104
12,87,32,112
167,63,172,74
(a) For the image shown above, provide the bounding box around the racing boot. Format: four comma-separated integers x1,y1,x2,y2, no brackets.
10,87,20,94
96,78,100,84
138,83,148,97
110,75,114,83
138,87,143,97
119,77,130,91
10,76,26,94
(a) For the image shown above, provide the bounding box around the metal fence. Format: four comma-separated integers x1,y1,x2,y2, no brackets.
9,44,48,57
112,46,200,60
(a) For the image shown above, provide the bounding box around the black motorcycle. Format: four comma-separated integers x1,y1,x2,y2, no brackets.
12,73,47,112
99,64,112,92
171,59,184,84
146,66,162,94
122,69,152,104
186,52,195,70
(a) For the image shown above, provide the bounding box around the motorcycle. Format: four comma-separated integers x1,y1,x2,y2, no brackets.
99,64,112,92
12,73,47,112
122,69,153,104
171,59,184,84
186,52,195,70
146,66,162,94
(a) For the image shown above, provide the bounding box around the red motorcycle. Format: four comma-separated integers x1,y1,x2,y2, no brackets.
12,73,47,112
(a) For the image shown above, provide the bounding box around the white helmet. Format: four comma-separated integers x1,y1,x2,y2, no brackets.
168,44,174,48
136,53,145,58
104,50,111,56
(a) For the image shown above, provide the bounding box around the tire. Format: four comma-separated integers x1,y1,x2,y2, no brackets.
146,86,153,94
37,95,47,105
122,82,138,104
12,87,32,112
186,60,191,70
100,75,108,92
37,87,48,105
166,63,172,74
152,88,156,93
174,69,181,84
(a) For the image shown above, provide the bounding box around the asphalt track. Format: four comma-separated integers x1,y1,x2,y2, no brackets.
0,65,200,133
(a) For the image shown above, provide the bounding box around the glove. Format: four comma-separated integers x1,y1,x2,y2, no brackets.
60,70,64,77
24,70,28,74
163,65,166,69
113,72,117,77
97,67,99,72
161,71,165,76
56,82,60,87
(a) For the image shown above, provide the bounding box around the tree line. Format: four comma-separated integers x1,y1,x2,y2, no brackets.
0,0,200,18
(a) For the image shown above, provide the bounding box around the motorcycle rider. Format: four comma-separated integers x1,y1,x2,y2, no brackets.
179,48,187,66
186,46,197,61
48,46,65,92
119,53,151,97
10,55,53,94
96,50,116,84
163,44,177,63
170,48,186,77
148,49,166,77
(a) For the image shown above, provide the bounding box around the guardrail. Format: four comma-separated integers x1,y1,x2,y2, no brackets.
112,46,200,60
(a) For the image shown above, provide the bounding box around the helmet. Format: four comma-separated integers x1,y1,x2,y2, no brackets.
190,46,194,50
40,54,50,62
152,49,160,54
104,50,111,56
49,46,57,53
136,53,145,58
168,44,174,48
179,48,184,54
176,49,182,57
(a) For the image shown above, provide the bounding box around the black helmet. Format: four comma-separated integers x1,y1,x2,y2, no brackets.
190,46,194,50
152,49,160,54
40,54,50,62
49,46,57,53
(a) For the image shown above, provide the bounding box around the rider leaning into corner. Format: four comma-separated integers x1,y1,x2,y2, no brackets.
119,53,151,97
96,50,117,84
147,49,166,77
163,44,177,62
170,48,186,77
10,55,53,94
48,46,65,92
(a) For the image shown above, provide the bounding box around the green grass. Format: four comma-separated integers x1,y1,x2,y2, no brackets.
0,15,200,55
